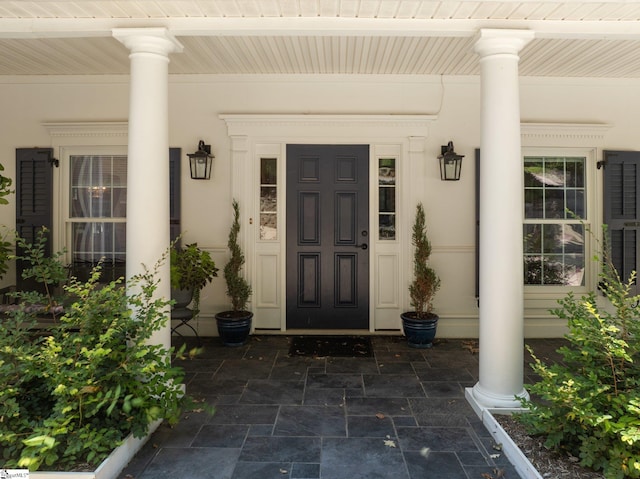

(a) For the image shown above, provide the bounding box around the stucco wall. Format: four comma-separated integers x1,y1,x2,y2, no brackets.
1,74,639,337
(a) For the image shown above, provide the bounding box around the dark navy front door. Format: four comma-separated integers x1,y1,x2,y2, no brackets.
286,144,370,329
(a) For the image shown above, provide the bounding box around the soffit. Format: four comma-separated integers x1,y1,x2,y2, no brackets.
1,1,640,77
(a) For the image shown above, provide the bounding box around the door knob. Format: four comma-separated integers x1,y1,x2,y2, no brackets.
354,243,368,250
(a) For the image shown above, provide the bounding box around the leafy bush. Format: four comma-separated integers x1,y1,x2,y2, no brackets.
0,249,194,471
518,233,640,478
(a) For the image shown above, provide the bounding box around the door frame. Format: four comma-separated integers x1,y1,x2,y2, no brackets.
220,114,436,333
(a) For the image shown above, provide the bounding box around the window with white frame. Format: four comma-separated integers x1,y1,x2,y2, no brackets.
69,154,127,276
523,154,587,286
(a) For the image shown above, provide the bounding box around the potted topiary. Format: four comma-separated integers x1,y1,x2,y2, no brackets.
170,242,218,316
215,199,253,346
401,202,441,348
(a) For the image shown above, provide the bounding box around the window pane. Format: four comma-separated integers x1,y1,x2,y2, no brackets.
261,158,277,185
378,158,396,240
379,187,395,213
523,223,584,286
545,189,565,219
72,222,126,263
524,160,544,187
524,189,544,218
260,158,277,240
379,214,395,239
71,155,127,219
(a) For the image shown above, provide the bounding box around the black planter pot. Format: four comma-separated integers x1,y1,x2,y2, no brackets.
401,312,439,349
215,311,253,347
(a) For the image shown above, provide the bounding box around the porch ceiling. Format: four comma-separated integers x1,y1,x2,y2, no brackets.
1,1,640,77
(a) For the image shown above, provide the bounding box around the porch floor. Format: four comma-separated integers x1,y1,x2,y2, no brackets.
119,336,564,479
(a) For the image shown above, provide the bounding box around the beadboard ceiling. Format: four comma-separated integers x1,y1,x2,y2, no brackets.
1,1,640,77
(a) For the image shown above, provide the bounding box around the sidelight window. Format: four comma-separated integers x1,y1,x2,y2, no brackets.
378,158,396,240
260,158,278,240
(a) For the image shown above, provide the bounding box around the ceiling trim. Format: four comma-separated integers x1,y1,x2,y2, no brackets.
3,17,640,40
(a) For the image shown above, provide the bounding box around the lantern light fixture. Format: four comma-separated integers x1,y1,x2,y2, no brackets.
188,140,214,180
438,141,464,181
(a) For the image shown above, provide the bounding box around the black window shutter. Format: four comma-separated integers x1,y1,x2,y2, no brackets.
15,147,54,292
169,147,181,245
603,150,640,294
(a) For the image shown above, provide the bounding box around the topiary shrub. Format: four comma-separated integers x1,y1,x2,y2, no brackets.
518,228,640,478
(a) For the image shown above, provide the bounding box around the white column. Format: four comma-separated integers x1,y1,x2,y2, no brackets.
471,29,534,409
113,28,183,348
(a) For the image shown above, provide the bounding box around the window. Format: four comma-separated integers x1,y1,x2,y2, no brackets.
523,155,586,286
378,158,396,240
259,158,277,240
69,154,127,280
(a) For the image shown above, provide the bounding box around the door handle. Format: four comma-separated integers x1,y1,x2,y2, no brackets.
354,243,368,250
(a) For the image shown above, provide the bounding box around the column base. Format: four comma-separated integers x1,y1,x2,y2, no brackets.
469,382,529,411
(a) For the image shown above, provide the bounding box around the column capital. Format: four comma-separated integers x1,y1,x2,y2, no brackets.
474,29,534,58
113,27,183,56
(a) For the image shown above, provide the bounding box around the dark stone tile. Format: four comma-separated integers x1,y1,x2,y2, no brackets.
187,376,247,398
215,358,275,380
239,436,321,462
408,413,469,427
303,388,348,406
404,450,467,479
291,463,320,478
274,405,346,437
374,350,427,362
345,397,411,416
392,416,417,427
147,411,209,448
376,362,416,375
408,397,474,419
347,415,395,437
248,424,274,436
464,464,520,479
230,462,292,479
208,404,279,425
270,357,315,380
326,358,379,374
363,374,426,398
416,368,475,382
397,427,477,452
421,381,465,398
192,424,249,447
239,379,305,405
457,450,491,466
138,447,239,479
320,437,409,479
174,357,223,373
306,373,363,389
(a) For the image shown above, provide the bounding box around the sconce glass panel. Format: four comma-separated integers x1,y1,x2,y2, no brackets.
260,158,277,240
378,158,396,240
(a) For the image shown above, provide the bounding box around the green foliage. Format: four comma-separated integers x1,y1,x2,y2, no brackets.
408,203,440,318
223,200,251,312
518,230,640,478
0,162,14,279
0,252,196,471
170,242,218,314
11,227,70,310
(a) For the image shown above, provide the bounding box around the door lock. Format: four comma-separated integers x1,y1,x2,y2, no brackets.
354,243,368,250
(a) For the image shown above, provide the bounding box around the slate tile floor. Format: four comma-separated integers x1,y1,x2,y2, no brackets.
119,336,565,479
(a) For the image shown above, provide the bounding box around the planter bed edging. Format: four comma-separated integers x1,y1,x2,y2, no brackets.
465,388,542,479
30,419,162,479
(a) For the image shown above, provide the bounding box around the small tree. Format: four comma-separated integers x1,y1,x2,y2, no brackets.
408,203,440,318
223,200,251,312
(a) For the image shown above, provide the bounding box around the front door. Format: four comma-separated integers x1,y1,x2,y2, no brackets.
286,144,370,329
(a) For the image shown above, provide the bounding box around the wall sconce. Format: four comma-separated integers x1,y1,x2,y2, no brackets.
188,140,214,180
438,141,464,181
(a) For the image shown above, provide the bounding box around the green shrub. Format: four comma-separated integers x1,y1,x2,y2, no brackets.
0,251,195,471
518,233,640,478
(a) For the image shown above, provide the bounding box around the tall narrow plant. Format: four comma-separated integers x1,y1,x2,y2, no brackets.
223,200,251,312
408,203,440,318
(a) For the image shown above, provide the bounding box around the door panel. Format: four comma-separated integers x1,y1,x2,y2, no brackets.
286,144,369,329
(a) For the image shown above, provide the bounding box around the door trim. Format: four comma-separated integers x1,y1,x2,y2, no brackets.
220,114,436,333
